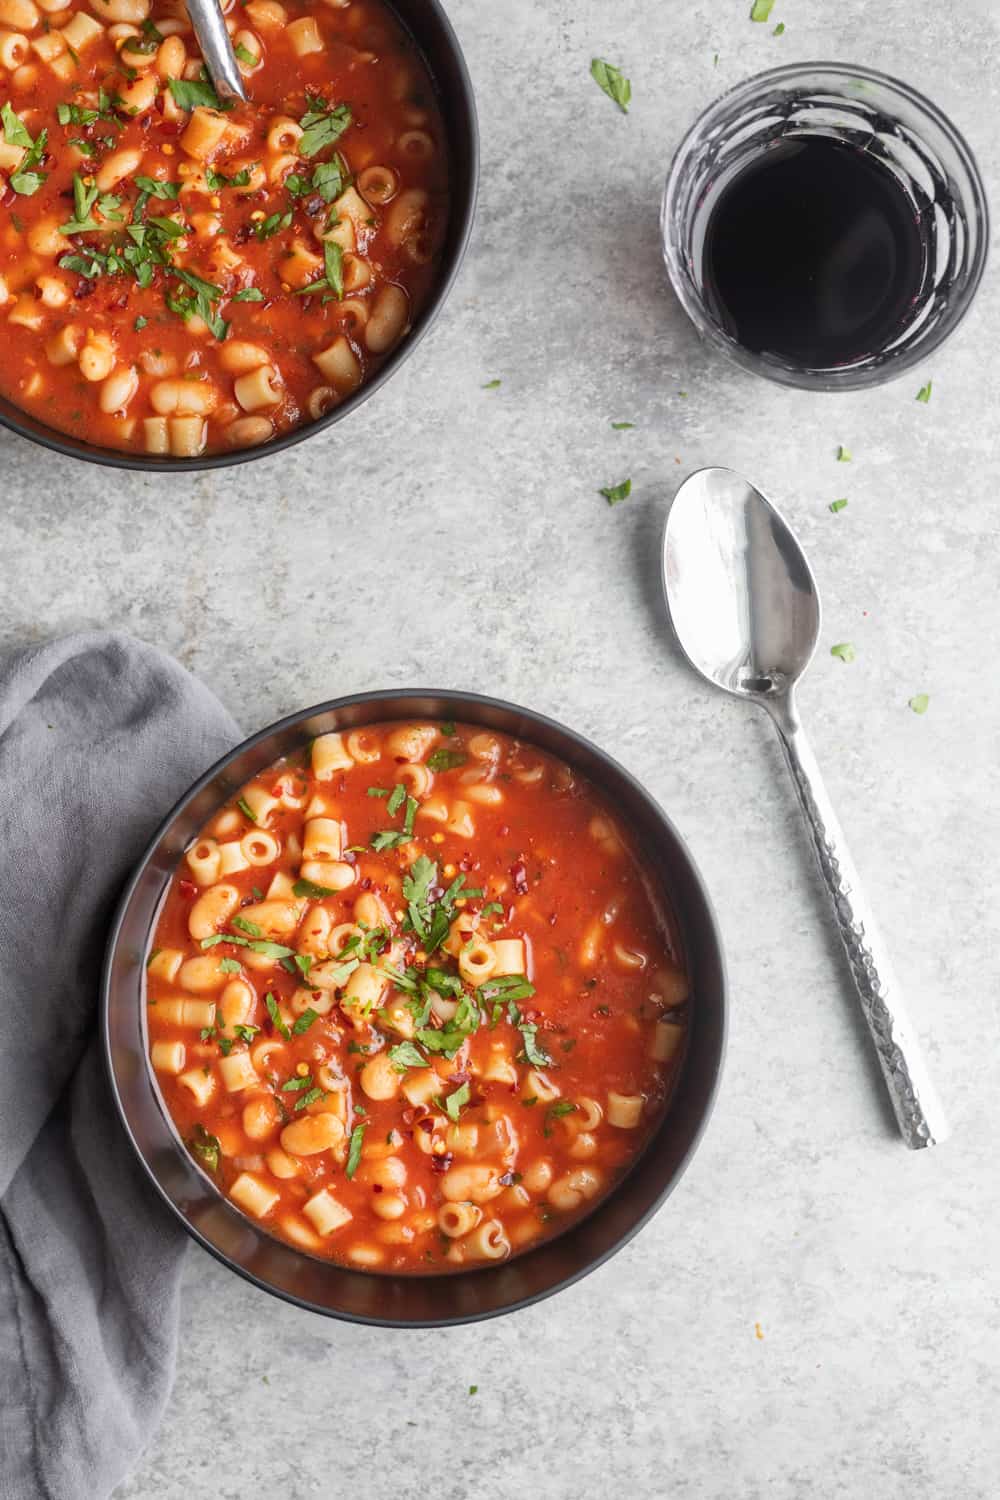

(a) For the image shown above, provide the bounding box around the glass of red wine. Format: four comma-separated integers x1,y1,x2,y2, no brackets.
662,64,988,389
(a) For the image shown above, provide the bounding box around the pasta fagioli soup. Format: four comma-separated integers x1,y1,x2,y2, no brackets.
146,722,690,1271
0,0,447,456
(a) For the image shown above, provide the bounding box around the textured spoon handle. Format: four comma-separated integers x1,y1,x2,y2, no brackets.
772,701,948,1148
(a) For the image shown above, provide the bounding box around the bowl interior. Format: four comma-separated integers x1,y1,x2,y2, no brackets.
0,0,478,473
103,691,726,1325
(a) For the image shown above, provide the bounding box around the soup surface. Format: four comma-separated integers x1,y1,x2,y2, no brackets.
0,0,447,456
146,721,689,1272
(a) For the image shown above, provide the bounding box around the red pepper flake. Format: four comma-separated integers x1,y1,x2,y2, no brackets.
178,878,197,898
360,876,372,892
417,1117,434,1134
430,1152,453,1173
372,1183,383,1194
511,859,529,895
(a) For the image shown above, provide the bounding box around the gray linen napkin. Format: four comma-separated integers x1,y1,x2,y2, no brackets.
0,631,240,1500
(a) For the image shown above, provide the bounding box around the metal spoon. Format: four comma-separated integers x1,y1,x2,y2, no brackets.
185,0,247,103
662,466,948,1149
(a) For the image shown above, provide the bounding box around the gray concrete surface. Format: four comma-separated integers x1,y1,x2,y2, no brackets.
3,1,998,1496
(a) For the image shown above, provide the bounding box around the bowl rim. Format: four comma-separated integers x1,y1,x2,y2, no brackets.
0,0,479,474
101,688,728,1326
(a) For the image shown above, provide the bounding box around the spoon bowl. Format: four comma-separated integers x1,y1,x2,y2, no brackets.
663,467,819,702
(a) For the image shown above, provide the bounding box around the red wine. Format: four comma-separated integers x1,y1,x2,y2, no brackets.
702,136,929,368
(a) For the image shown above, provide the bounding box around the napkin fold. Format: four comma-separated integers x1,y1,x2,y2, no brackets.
0,631,240,1500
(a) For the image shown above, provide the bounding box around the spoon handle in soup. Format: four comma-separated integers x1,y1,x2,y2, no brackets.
185,0,247,102
768,695,949,1149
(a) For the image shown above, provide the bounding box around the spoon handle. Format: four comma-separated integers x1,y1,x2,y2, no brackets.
769,697,948,1149
185,0,247,102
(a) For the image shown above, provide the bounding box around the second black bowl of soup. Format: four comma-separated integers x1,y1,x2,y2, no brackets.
103,691,726,1325
0,0,477,471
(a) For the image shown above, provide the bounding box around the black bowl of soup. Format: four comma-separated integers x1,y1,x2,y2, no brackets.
102,690,727,1325
0,0,477,471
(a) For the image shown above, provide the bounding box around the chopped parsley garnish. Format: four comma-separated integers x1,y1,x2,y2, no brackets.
749,0,775,17
773,21,785,33
830,642,856,663
518,1022,551,1067
367,786,389,798
281,1074,315,1091
441,1081,470,1121
254,209,292,240
293,877,340,899
297,97,353,158
168,75,227,112
134,175,180,199
401,857,482,955
600,478,632,506
424,967,464,999
544,1100,577,1137
206,164,253,190
837,445,852,462
59,173,103,234
3,104,48,196
286,154,348,202
233,1024,259,1043
909,693,930,714
57,101,102,127
323,956,361,990
916,381,932,404
590,58,631,113
610,421,634,430
371,829,411,852
293,953,314,980
388,1041,428,1072
295,237,346,298
264,992,290,1039
166,267,229,341
232,287,264,302
468,1385,478,1396
427,748,466,772
219,957,242,974
236,797,257,823
232,915,263,937
292,1008,320,1034
189,1123,220,1173
134,315,148,331
311,156,347,201
250,939,294,959
482,379,501,390
294,1086,325,1111
440,720,457,736
829,498,848,513
371,785,418,851
345,1122,365,1178
476,973,536,1006
234,41,257,65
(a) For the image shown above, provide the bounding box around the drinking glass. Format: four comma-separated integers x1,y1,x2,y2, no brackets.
661,63,989,390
